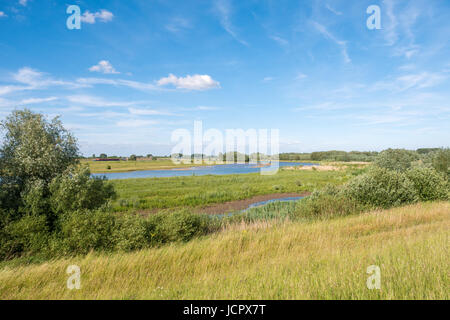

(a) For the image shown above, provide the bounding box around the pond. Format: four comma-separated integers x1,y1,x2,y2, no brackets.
92,162,315,180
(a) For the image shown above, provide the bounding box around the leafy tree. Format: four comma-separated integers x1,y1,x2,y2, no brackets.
374,149,419,172
99,153,107,159
129,154,137,161
0,109,78,213
431,148,450,176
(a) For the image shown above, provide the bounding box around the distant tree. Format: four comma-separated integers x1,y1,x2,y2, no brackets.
129,154,137,161
99,153,107,159
92,154,96,158
431,148,450,176
146,154,153,158
416,148,439,155
374,149,419,172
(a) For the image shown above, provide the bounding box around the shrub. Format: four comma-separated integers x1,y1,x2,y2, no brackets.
295,186,365,219
374,149,419,172
49,166,116,215
405,167,448,201
343,167,418,208
0,214,50,260
57,210,117,255
146,211,210,244
113,213,148,252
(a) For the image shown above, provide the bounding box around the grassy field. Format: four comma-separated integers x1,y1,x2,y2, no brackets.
110,167,362,212
0,201,448,299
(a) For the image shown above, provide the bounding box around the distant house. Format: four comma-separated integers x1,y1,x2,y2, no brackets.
94,158,120,162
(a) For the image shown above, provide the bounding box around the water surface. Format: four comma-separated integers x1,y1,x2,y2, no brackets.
93,162,314,180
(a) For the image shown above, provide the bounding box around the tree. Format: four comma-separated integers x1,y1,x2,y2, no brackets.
0,109,115,224
374,149,419,172
99,153,107,159
0,109,79,213
129,154,137,161
431,148,450,176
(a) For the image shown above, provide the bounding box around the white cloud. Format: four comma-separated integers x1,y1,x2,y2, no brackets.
19,0,28,6
325,4,342,15
263,77,274,82
0,11,7,18
165,17,191,33
269,35,288,47
20,97,58,104
0,67,86,96
194,106,220,111
157,74,220,90
76,77,159,91
81,10,114,24
89,60,120,74
373,72,446,92
128,107,175,116
67,95,138,107
312,21,351,63
214,0,248,46
295,73,307,80
117,119,158,127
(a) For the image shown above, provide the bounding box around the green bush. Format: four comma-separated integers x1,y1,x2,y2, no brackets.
146,211,210,244
343,167,418,208
57,210,117,255
113,213,148,252
405,167,448,201
49,166,116,215
0,214,50,260
295,186,365,219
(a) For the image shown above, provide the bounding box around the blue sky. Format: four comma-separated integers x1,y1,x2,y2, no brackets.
0,0,449,156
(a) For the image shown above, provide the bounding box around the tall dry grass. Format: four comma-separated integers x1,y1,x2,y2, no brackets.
0,201,448,299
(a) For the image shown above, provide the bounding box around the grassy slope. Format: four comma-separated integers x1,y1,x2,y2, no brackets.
0,201,448,299
111,169,355,211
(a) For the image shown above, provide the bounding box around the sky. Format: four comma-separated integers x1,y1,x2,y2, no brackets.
0,0,449,156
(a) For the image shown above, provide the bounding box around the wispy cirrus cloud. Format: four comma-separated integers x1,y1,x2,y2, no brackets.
20,97,58,104
0,11,7,18
214,0,248,46
269,35,289,47
372,72,447,92
116,119,158,127
165,17,191,33
311,21,350,63
325,4,342,15
0,67,86,96
128,107,176,116
67,95,141,108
